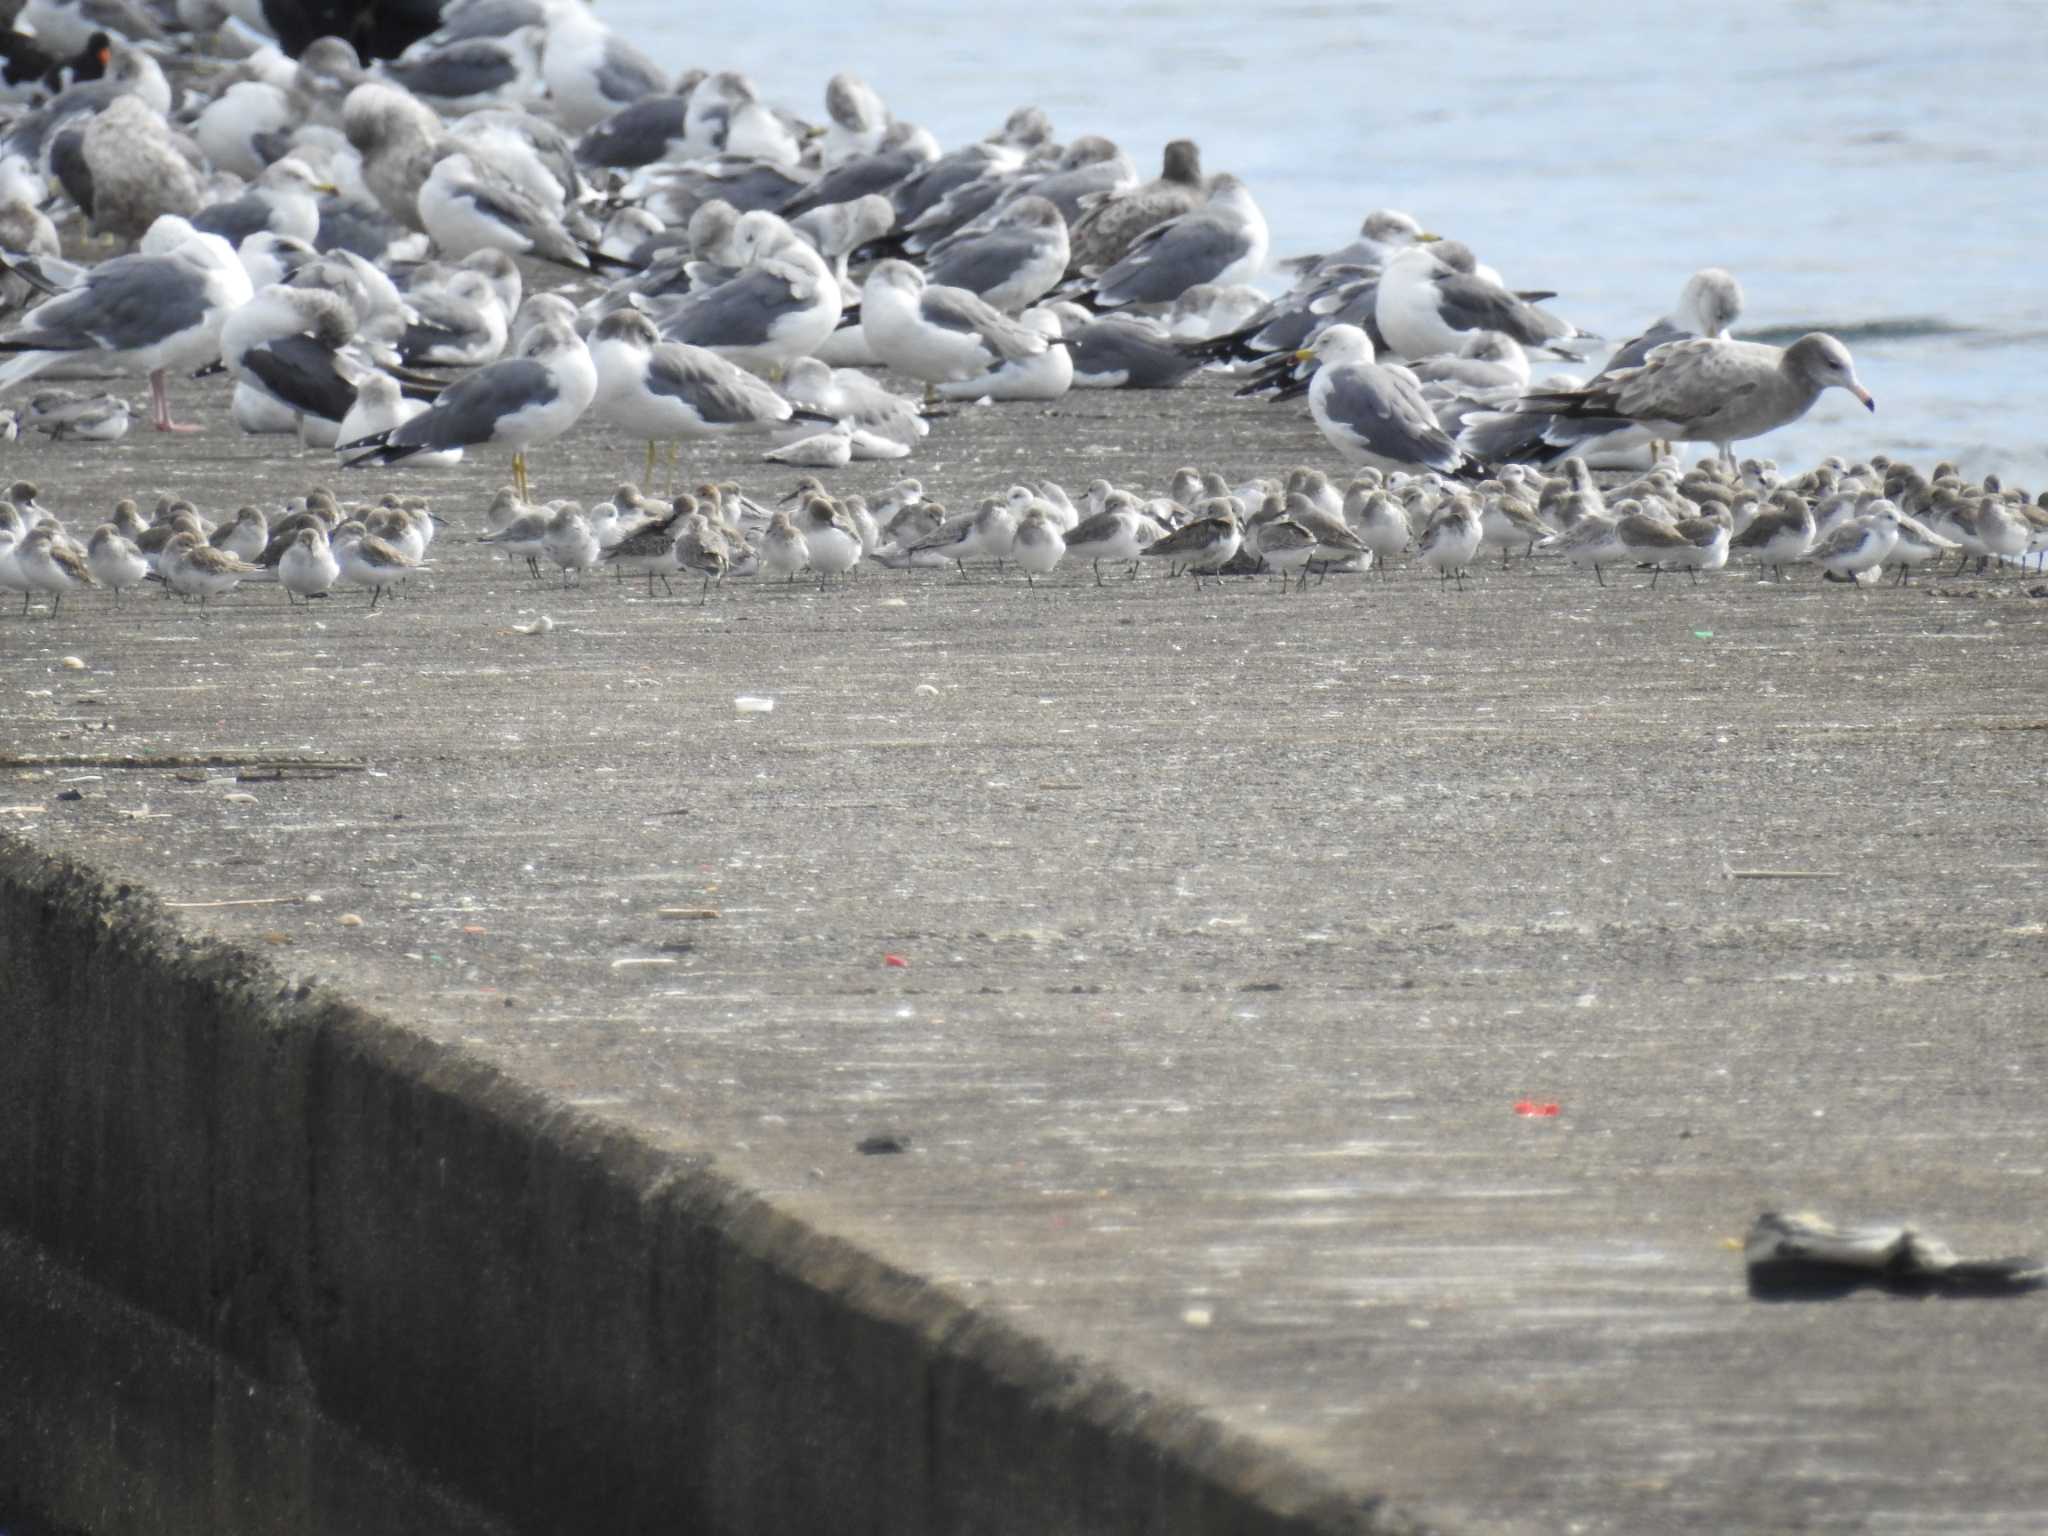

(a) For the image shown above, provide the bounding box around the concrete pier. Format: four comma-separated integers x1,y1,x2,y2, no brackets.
2,374,2045,1533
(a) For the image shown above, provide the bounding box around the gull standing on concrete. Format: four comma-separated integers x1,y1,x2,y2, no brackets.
0,217,252,431
1462,268,1744,465
587,308,834,483
1297,324,1471,476
1512,333,1874,468
342,319,595,498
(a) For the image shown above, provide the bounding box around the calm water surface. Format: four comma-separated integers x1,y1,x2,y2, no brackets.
605,0,2048,476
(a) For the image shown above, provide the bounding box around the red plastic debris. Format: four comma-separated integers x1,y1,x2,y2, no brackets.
883,953,909,968
1513,1100,1561,1117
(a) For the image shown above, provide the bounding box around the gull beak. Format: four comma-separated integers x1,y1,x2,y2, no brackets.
1853,385,1875,411
1416,232,1442,243
314,182,340,196
1293,347,1314,363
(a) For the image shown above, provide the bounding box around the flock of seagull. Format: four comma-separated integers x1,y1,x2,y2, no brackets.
0,0,2034,618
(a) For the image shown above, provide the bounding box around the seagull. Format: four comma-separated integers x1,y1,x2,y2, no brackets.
193,157,336,247
221,282,365,450
1074,172,1267,309
859,258,1048,391
651,211,843,376
1296,324,1471,476
587,308,836,484
1052,309,1201,390
342,319,595,498
539,2,668,131
1512,333,1874,468
1462,268,1745,465
0,216,252,431
923,195,1070,313
79,92,202,242
417,152,612,271
933,305,1071,401
1376,242,1594,361
1066,137,1204,279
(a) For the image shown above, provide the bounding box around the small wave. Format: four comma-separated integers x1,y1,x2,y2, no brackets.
1738,317,1981,346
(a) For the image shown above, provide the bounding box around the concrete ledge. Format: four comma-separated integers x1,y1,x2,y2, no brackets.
0,833,1429,1536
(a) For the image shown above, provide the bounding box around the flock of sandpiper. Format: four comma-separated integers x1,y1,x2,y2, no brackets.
3,443,2043,620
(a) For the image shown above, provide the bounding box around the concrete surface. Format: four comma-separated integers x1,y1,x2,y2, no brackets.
2,366,2046,1535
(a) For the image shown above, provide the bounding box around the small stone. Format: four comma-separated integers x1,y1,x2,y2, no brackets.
338,912,363,928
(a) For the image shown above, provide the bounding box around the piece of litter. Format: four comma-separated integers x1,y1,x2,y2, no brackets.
1745,1210,2046,1298
611,957,677,969
659,907,721,920
883,953,909,968
1693,630,1713,639
857,1133,909,1155
734,695,774,713
223,792,257,805
1513,1099,1561,1117
1182,1307,1213,1328
510,616,554,636
914,683,940,697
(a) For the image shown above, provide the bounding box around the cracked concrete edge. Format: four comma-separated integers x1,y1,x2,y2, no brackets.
0,830,1438,1536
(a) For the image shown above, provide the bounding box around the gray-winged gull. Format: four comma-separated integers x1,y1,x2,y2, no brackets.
923,194,1069,313
193,157,336,247
860,258,1048,389
1279,208,1439,279
1461,267,1744,465
417,151,607,270
1067,138,1203,279
0,216,251,430
380,31,542,113
1376,241,1593,360
653,211,843,374
1298,323,1471,476
821,72,890,166
540,3,668,131
777,121,936,218
1513,332,1873,467
1077,172,1267,309
587,307,834,480
334,373,461,466
399,267,509,365
1046,308,1200,389
343,318,595,498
